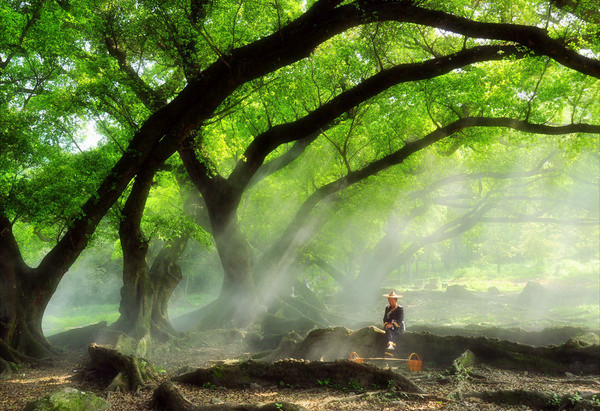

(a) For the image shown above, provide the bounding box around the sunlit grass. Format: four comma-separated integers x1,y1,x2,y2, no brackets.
43,304,119,336
448,278,525,293
169,293,217,317
42,292,218,336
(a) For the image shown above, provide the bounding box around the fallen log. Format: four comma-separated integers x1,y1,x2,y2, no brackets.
173,358,424,393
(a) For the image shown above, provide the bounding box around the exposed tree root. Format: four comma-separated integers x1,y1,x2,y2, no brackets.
87,343,156,392
447,349,477,375
399,331,600,374
0,337,42,366
153,381,307,410
0,338,24,364
260,312,321,338
407,325,596,347
0,357,14,380
260,326,599,375
173,358,424,393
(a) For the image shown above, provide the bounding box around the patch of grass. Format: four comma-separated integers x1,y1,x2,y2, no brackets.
169,293,218,317
183,293,216,306
43,304,119,336
448,277,525,293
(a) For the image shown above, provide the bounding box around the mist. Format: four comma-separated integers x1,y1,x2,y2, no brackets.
41,142,599,345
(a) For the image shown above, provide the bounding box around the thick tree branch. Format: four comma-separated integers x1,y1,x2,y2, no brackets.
231,44,525,191
0,2,43,70
551,0,600,24
30,0,600,305
104,35,165,111
265,117,599,269
367,1,600,78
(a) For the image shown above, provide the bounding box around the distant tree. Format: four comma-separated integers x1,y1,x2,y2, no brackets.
307,143,599,301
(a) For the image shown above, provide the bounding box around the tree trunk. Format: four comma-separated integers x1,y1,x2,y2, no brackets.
0,215,57,360
112,170,155,340
148,238,187,339
113,233,186,342
192,212,258,329
179,151,259,329
112,169,184,341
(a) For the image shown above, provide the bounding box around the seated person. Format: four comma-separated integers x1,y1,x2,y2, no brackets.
382,290,405,350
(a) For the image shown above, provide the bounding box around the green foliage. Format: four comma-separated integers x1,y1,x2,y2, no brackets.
316,378,331,386
568,391,583,405
1,0,598,337
347,380,363,392
202,382,217,390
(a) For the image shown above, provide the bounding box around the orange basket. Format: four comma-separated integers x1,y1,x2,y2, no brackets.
407,353,422,372
349,352,363,363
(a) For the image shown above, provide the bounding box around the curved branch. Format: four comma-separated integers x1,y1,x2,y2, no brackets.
30,0,600,303
551,0,600,24
231,44,525,191
368,1,600,78
104,34,165,111
266,117,599,264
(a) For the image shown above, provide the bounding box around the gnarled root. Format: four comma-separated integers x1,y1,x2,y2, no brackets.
87,343,155,392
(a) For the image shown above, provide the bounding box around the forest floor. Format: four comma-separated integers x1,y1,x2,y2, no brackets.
2,341,599,410
5,276,599,409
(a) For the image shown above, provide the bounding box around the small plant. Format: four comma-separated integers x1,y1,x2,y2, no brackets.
9,362,23,373
546,393,561,407
275,403,283,410
347,380,363,392
592,395,600,405
202,382,217,390
317,378,331,386
568,392,582,405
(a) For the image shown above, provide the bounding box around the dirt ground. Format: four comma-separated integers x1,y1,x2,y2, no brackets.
2,342,599,411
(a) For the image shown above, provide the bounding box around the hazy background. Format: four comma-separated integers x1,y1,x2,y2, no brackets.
42,144,600,338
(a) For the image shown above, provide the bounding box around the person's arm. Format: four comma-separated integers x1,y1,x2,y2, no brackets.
390,307,403,329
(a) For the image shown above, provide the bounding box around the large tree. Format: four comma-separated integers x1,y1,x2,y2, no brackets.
1,0,599,363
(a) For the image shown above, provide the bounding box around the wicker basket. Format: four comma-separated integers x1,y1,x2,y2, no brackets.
349,352,363,363
407,352,422,372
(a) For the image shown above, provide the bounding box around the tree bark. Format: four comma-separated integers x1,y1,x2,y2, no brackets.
87,343,155,392
173,358,424,393
112,169,156,340
148,237,188,339
0,213,57,360
112,167,186,342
